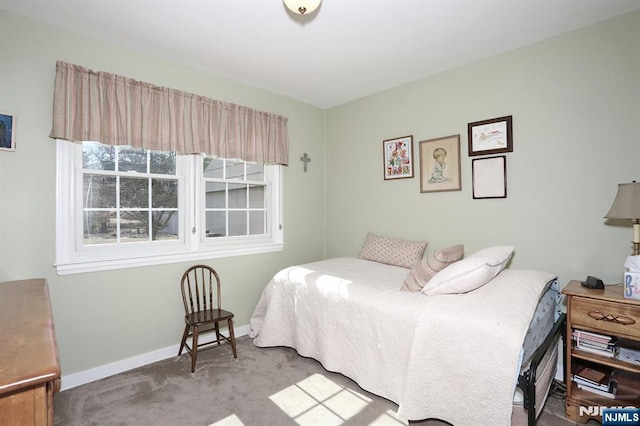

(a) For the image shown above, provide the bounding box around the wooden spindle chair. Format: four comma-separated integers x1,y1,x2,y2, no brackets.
178,265,237,372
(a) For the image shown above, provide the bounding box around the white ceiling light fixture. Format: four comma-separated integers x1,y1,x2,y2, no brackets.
283,0,321,15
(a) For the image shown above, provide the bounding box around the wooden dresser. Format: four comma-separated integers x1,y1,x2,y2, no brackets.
0,279,61,426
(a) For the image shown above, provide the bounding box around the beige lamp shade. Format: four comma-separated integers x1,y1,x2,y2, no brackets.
605,181,640,255
605,182,640,219
284,0,321,15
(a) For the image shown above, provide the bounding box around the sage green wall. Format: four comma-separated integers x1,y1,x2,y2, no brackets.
0,11,325,375
2,7,639,380
324,11,640,287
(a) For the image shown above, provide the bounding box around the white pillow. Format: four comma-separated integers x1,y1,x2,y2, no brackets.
421,246,514,296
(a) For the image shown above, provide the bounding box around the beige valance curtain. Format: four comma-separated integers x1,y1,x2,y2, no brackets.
50,61,289,165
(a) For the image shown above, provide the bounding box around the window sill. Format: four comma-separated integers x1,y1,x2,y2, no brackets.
55,242,285,275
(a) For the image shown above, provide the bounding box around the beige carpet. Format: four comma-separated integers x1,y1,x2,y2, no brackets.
54,336,590,425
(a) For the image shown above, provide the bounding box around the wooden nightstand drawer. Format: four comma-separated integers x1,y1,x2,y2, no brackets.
571,296,640,340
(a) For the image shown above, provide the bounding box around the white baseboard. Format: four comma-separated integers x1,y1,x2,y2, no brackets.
60,324,251,391
61,322,565,392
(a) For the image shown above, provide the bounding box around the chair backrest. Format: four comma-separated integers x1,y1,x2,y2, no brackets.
180,265,222,314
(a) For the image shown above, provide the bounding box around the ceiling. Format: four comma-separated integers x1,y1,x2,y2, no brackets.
2,0,640,109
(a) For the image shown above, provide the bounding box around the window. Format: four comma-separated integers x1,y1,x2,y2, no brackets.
56,140,284,275
82,142,180,245
203,157,268,239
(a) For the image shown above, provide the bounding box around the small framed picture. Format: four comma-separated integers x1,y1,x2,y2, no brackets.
467,115,512,156
383,135,414,180
0,112,16,152
472,155,507,199
419,134,461,193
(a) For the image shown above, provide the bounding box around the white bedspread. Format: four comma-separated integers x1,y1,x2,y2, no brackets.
249,257,554,425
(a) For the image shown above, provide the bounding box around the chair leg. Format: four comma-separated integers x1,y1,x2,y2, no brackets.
215,322,221,345
228,318,237,358
191,325,199,373
178,324,190,356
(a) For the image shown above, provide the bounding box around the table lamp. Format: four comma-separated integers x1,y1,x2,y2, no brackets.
605,181,640,255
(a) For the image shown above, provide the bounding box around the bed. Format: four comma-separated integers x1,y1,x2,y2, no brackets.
249,248,566,425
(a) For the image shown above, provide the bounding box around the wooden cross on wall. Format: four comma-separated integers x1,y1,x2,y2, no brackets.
300,153,311,172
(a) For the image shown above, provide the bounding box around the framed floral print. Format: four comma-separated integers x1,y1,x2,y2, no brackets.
383,135,414,180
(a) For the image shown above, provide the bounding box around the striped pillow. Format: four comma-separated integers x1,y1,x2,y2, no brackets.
402,244,464,291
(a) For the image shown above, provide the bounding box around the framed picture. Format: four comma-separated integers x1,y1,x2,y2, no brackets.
419,134,461,193
472,155,507,199
467,115,512,156
0,112,16,152
383,135,414,180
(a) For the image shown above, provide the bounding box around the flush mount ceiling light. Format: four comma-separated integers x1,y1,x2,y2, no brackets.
283,0,321,15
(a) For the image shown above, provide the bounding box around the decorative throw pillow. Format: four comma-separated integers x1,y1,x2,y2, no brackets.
358,233,428,268
422,245,514,296
401,244,464,291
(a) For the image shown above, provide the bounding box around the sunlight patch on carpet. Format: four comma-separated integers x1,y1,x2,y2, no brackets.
269,373,404,425
208,413,244,426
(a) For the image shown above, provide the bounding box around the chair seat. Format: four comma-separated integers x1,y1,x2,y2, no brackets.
185,309,234,326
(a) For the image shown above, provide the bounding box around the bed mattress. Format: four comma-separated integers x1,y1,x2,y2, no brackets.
250,257,557,425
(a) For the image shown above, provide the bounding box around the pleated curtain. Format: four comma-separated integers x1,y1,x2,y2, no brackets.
50,61,289,165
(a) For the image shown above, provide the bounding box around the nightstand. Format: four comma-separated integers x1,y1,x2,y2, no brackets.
562,280,640,424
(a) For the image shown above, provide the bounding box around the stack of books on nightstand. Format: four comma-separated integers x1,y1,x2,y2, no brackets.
572,365,616,399
572,330,617,358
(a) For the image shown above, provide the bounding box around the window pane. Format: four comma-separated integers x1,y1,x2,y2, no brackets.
248,184,265,208
201,158,272,241
228,211,247,236
206,182,226,208
120,211,149,242
120,178,149,208
83,211,116,245
206,211,226,237
246,163,264,181
83,175,116,208
152,179,178,208
249,211,265,235
151,211,179,240
150,151,176,175
83,142,116,171
228,184,247,208
118,146,147,173
203,157,224,178
226,160,244,180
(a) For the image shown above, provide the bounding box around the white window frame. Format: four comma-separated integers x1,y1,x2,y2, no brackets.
55,140,284,275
